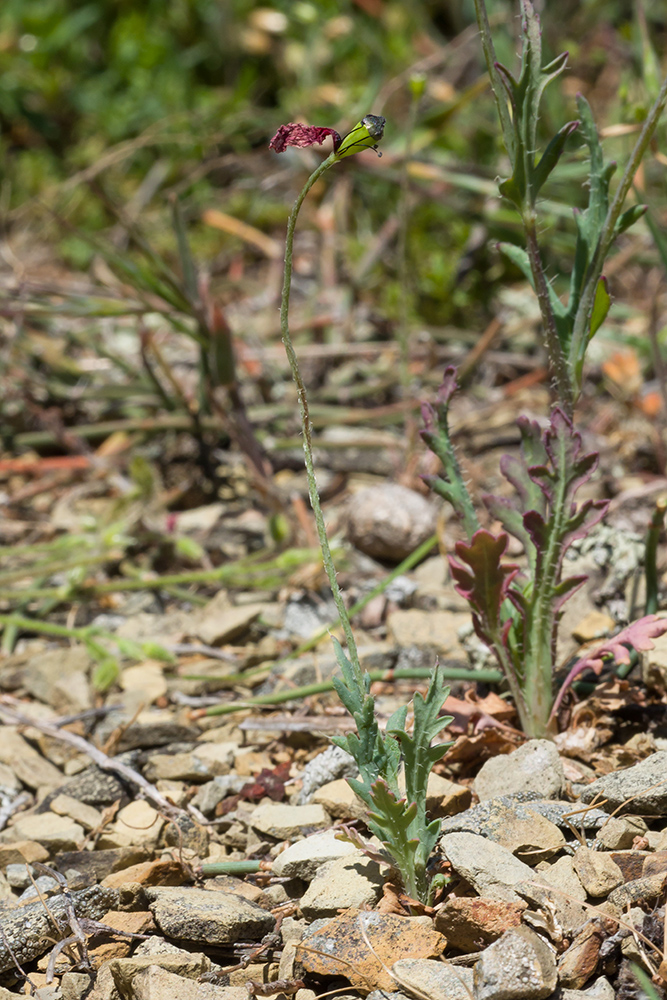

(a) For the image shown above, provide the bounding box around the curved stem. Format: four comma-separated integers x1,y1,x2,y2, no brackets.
279,152,361,667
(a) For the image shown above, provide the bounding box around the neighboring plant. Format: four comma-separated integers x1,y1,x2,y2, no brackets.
422,371,667,737
271,115,453,904
420,0,667,737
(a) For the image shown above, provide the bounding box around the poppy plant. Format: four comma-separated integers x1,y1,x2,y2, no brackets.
269,114,385,159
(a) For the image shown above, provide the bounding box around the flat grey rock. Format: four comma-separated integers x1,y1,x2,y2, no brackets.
579,751,667,815
0,884,118,973
298,745,357,804
474,740,564,801
145,886,274,944
473,925,558,999
440,832,535,903
391,959,474,1000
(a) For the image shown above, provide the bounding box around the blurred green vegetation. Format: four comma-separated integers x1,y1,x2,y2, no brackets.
1,0,666,335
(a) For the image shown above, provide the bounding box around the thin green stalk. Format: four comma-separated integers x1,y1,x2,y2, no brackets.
200,666,503,716
570,73,667,389
524,214,573,416
645,496,667,617
279,151,361,667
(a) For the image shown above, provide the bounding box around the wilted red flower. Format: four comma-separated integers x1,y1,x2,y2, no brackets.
269,123,342,154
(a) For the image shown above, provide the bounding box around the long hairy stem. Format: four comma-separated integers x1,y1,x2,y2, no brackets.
279,152,360,667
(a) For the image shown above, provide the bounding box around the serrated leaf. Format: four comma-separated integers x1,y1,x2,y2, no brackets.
449,530,519,638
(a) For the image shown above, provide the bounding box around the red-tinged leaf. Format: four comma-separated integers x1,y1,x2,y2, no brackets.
435,366,459,408
449,530,519,635
269,123,342,153
239,761,291,802
551,615,667,719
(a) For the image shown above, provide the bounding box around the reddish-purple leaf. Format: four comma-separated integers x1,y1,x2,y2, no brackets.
551,614,667,719
449,530,519,637
269,123,342,153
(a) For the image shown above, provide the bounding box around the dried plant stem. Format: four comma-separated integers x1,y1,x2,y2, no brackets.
279,151,360,666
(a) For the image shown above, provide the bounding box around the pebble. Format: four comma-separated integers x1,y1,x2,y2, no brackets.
4,812,84,853
299,853,384,918
0,728,65,791
594,814,647,850
440,796,564,863
473,925,558,999
311,778,367,820
0,884,118,973
49,793,103,832
298,745,357,804
434,896,526,949
386,609,470,656
391,958,474,1000
474,740,564,801
346,483,437,562
272,829,361,880
572,846,624,897
579,751,667,815
440,832,536,903
560,977,615,1000
145,886,275,944
249,802,329,839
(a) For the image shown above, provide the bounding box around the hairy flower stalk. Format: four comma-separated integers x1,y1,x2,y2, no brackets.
272,116,455,904
271,115,385,671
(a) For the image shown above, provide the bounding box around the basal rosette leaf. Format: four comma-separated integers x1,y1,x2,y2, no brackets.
551,615,667,718
449,530,520,640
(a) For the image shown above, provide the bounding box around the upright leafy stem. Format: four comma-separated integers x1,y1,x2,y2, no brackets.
273,116,453,903
474,0,667,411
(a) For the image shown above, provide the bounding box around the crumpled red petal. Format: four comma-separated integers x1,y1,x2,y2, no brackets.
269,123,342,153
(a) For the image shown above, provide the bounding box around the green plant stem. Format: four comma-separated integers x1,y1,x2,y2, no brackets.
524,214,574,416
0,548,321,603
198,861,266,876
200,666,503,716
570,73,667,390
645,496,667,616
279,151,360,668
0,552,117,588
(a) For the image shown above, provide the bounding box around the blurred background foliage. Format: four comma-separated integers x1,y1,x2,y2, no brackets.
1,0,666,353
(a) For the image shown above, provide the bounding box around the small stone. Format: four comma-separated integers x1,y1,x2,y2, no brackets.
440,832,535,904
579,751,667,815
346,484,437,563
607,872,667,908
441,798,564,864
143,750,211,783
190,741,237,776
571,611,616,643
560,977,615,1000
386,609,470,655
0,728,64,791
594,814,647,850
298,745,357,804
146,886,275,944
572,846,624,897
299,853,383,918
110,800,164,848
526,856,588,936
434,897,526,949
54,847,149,884
0,841,49,866
311,779,366,820
643,850,667,876
196,600,267,645
558,920,606,989
49,794,103,832
272,829,361,880
249,802,328,840
60,972,94,1000
120,661,168,702
391,959,474,1000
6,812,84,853
474,740,564,801
608,851,647,881
473,925,558,999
